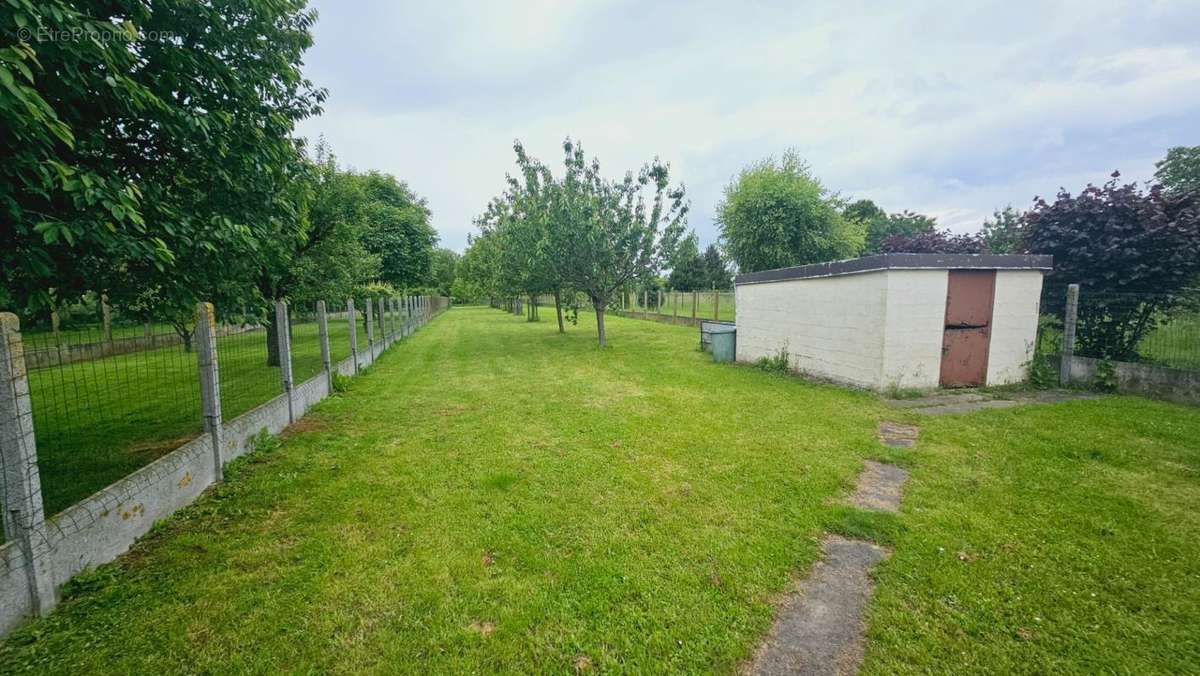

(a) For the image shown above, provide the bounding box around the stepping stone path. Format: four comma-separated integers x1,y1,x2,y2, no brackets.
747,536,887,676
876,421,919,448
886,388,1098,416
847,460,910,512
747,429,911,675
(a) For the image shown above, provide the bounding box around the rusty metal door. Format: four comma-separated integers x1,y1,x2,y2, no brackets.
939,270,996,387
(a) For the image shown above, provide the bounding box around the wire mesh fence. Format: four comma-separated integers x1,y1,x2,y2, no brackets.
22,317,203,518
625,289,736,322
1067,290,1200,370
0,295,445,534
1037,286,1200,374
215,305,280,421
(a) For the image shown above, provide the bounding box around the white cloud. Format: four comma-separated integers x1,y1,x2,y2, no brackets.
298,0,1200,250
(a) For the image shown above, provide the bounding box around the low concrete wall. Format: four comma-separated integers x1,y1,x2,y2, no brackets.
1061,354,1200,405
0,303,448,637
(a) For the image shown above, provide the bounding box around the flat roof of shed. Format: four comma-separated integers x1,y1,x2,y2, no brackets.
734,253,1053,286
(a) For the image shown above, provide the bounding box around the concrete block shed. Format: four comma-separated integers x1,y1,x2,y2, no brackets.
733,254,1052,390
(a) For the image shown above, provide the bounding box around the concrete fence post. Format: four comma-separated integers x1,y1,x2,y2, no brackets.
377,298,386,346
405,296,412,336
101,294,113,343
317,300,332,394
1060,283,1080,387
364,297,375,361
275,302,294,424
194,303,224,482
50,309,62,348
347,299,359,375
0,313,57,617
714,289,720,321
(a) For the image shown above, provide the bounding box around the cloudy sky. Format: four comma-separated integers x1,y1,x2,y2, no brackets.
295,0,1200,252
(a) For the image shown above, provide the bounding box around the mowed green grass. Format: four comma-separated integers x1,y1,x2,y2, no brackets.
27,312,387,517
2,306,1197,673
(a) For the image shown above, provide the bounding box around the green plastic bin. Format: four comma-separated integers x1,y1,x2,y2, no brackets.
710,324,736,363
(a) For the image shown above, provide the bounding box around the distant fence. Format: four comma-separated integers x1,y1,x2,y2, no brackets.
1047,284,1199,404
0,295,449,636
611,289,735,326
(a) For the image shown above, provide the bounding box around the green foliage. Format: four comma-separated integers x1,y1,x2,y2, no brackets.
753,347,791,375
843,198,943,254
1,0,325,315
699,244,732,288
470,138,687,346
718,152,863,272
331,372,352,394
1023,172,1200,360
980,206,1025,253
355,171,437,289
1029,355,1058,390
429,248,460,297
1094,360,1119,393
1154,146,1200,196
667,233,705,290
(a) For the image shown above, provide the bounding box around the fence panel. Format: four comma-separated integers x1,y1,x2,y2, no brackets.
1067,290,1200,370
21,317,203,517
215,305,281,421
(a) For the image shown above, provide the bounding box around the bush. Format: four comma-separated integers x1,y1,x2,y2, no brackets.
1023,173,1200,361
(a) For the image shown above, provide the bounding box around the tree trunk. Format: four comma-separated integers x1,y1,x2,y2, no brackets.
266,313,280,366
173,323,194,353
594,302,607,348
554,289,564,333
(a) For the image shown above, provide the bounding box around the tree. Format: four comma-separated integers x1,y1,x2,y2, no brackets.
699,244,732,288
552,139,687,347
255,141,379,365
667,233,705,290
1154,146,1200,197
718,152,863,272
1022,172,1200,360
843,199,886,230
429,249,460,297
1,0,325,316
880,229,988,254
980,206,1025,254
356,172,438,289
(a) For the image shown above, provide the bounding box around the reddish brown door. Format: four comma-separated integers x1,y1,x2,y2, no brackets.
939,270,996,387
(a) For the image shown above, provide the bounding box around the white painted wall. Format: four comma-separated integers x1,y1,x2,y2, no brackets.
735,272,889,388
880,270,949,389
735,267,1045,390
987,270,1044,385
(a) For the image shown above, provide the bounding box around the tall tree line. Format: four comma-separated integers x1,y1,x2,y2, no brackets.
1,1,444,360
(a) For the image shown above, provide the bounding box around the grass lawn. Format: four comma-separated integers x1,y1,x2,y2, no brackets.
2,306,1197,673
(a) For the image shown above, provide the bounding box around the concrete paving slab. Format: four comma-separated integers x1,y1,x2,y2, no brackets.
848,461,908,513
911,399,1020,416
876,421,919,447
746,536,888,676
